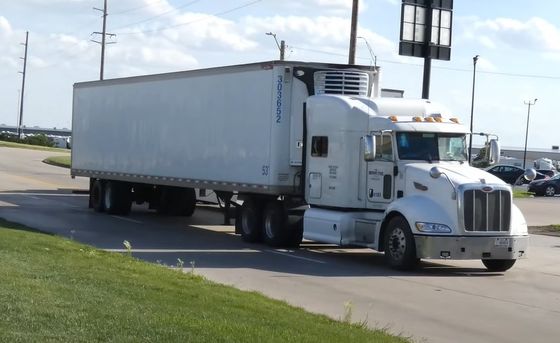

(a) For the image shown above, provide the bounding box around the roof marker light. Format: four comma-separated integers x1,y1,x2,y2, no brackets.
434,117,443,123
389,116,398,122
450,118,460,124
413,116,422,122
424,117,435,122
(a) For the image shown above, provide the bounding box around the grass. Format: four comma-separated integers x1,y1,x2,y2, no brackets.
0,219,408,343
0,140,70,153
512,189,533,198
43,155,71,168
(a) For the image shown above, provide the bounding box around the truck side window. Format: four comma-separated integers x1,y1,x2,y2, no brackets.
311,136,328,157
375,135,393,161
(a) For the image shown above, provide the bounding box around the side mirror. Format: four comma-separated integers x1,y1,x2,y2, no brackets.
363,135,376,161
487,139,500,165
524,168,537,182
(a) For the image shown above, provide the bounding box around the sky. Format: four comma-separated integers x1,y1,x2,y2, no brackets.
0,0,558,149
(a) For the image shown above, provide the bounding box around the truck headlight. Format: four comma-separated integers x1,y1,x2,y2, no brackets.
415,222,452,233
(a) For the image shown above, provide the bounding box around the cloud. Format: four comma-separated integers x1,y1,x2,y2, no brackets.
0,16,12,37
467,16,560,52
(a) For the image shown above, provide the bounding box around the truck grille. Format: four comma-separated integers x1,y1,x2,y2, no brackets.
463,189,511,232
314,71,369,96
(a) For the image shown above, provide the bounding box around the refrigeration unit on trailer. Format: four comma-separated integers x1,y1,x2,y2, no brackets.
72,60,532,271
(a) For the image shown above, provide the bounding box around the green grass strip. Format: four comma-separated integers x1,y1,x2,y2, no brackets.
43,155,71,169
0,140,70,153
512,190,532,198
0,219,408,343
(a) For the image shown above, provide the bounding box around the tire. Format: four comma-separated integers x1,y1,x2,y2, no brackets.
544,185,557,197
91,179,105,213
104,181,132,215
263,201,290,247
156,187,196,216
239,199,263,243
383,216,419,270
286,218,304,248
482,259,516,272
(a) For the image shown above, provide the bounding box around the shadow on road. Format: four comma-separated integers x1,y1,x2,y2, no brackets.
0,190,502,278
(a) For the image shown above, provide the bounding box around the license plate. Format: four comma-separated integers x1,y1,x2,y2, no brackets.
494,238,510,247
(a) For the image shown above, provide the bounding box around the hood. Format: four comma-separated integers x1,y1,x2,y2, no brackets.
405,162,507,186
529,179,547,186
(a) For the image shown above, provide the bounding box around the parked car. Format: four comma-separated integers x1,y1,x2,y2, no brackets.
536,169,557,178
485,165,548,185
528,174,560,196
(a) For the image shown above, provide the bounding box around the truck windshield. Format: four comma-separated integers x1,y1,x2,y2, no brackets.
396,132,467,162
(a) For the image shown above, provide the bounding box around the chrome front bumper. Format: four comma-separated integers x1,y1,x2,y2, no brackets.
415,235,528,260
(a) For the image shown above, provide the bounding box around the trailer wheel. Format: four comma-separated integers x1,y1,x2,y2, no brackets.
384,216,419,270
91,179,105,212
104,181,132,215
263,201,290,247
482,259,516,272
239,199,262,243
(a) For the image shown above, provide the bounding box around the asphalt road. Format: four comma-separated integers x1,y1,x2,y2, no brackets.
1,147,560,343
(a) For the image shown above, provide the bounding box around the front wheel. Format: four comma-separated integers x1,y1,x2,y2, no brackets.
383,216,419,270
482,259,516,272
545,185,557,197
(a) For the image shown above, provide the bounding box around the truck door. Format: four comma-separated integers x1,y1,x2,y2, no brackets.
367,133,395,207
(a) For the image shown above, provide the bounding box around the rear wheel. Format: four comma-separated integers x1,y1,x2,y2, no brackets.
384,216,419,270
482,259,516,272
545,185,557,197
239,199,262,243
263,201,290,247
104,181,132,215
91,179,105,212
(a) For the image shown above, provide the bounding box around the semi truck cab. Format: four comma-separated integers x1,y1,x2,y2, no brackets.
303,95,529,271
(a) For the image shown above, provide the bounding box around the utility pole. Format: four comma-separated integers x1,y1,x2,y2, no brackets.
280,40,286,61
348,0,359,65
17,31,29,140
92,0,115,80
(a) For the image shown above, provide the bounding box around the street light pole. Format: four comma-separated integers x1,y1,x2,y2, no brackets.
468,55,479,164
522,98,538,169
265,32,285,61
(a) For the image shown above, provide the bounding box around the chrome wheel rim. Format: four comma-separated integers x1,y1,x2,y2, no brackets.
388,227,406,261
545,186,555,196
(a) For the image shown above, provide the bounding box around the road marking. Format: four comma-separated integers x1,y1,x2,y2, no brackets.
267,250,326,264
110,215,143,224
104,248,260,253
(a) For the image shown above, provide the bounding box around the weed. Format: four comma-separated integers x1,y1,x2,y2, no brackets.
123,240,132,256
190,260,196,274
343,300,353,323
176,258,184,270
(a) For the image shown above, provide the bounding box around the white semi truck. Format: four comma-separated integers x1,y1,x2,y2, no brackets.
72,61,530,271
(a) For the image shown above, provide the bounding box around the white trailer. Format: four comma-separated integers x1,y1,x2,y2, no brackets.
72,60,531,271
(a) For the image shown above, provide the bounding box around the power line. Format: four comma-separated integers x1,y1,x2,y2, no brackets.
116,0,263,36
111,0,166,16
292,45,560,80
111,0,202,31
